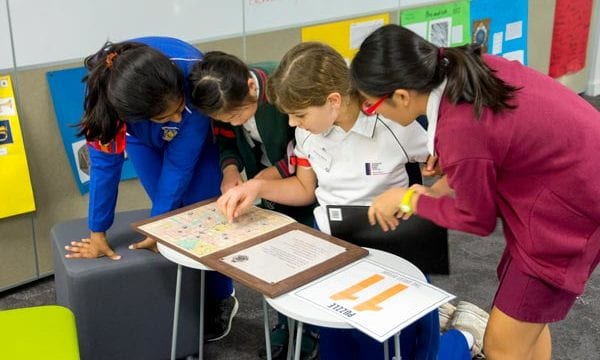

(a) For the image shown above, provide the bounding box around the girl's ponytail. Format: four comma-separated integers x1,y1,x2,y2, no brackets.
441,44,519,117
79,42,123,143
78,41,183,143
351,24,519,119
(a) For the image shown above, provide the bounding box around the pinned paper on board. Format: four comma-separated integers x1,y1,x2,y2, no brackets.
472,18,491,53
400,0,470,47
549,0,594,78
302,14,389,64
470,0,528,64
0,75,36,219
47,67,137,194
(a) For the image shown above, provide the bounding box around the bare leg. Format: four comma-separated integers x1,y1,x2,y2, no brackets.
65,231,121,260
532,325,552,360
484,306,551,360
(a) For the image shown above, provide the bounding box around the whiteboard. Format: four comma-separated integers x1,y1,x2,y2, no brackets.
5,0,449,68
0,0,13,71
8,0,243,67
244,0,399,33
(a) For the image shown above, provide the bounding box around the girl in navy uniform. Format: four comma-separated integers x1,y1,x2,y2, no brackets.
65,37,236,341
217,42,479,360
190,51,317,359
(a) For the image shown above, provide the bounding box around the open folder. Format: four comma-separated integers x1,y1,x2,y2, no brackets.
132,198,367,297
327,205,449,274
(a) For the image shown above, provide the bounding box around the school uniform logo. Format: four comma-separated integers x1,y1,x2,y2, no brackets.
161,126,179,141
365,162,391,175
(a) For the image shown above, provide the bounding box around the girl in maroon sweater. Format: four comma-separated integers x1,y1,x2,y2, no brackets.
350,24,600,360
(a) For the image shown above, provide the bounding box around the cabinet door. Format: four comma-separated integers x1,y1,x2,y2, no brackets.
0,214,37,292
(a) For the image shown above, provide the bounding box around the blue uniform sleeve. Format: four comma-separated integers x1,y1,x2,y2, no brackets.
150,107,210,216
87,145,124,231
119,36,211,217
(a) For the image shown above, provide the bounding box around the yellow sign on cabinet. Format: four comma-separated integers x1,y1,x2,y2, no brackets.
0,75,36,218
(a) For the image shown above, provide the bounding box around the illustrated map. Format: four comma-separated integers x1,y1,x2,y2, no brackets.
138,203,295,257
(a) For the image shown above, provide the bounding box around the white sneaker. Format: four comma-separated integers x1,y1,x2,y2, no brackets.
449,301,489,358
439,302,456,332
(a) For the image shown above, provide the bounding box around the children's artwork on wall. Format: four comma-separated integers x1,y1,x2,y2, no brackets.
0,75,36,219
549,0,594,78
470,0,528,65
400,0,471,48
301,14,390,64
47,67,137,195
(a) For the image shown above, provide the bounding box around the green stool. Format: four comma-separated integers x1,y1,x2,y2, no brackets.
0,305,80,360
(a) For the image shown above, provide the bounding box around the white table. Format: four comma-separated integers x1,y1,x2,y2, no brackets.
157,242,212,360
263,248,427,360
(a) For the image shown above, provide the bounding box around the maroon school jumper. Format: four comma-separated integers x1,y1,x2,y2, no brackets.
417,55,600,296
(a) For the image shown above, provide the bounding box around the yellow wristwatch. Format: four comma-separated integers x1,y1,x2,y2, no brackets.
399,188,416,214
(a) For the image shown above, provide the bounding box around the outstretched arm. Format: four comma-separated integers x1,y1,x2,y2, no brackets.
217,166,317,222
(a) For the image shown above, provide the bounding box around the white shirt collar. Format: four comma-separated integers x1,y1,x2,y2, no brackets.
425,78,447,156
323,111,377,139
350,112,377,138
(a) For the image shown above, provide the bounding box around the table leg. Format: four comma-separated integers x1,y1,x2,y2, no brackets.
170,264,182,360
286,318,295,360
199,270,205,360
263,299,272,360
384,339,389,360
394,333,401,360
294,321,304,360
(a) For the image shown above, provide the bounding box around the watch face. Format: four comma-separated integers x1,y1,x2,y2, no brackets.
472,18,491,53
400,204,412,214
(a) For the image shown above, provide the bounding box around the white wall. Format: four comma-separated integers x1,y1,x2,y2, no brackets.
3,0,452,69
586,0,600,96
0,0,14,71
7,0,242,68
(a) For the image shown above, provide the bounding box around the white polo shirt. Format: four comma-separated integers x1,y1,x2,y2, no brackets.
294,112,428,233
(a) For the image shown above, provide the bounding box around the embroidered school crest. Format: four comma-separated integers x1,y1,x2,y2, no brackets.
161,126,179,141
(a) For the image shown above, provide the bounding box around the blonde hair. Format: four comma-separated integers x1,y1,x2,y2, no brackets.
267,42,354,112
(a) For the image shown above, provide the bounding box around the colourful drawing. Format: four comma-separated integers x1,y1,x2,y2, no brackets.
139,203,295,257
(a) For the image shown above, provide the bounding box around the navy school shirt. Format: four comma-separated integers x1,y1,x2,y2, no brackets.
87,36,217,232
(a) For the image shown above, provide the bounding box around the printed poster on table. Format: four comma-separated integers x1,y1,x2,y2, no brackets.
47,67,137,194
293,259,454,342
0,75,36,218
400,0,470,48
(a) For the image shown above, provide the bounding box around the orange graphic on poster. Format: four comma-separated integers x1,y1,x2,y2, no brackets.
330,274,384,301
354,284,408,312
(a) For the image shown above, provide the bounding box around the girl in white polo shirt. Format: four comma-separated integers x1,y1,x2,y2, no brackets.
217,42,427,232
218,42,481,360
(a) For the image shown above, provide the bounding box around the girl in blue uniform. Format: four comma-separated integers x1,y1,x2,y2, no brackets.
65,37,236,341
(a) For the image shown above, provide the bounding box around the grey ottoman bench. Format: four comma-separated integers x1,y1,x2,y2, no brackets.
51,209,202,360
